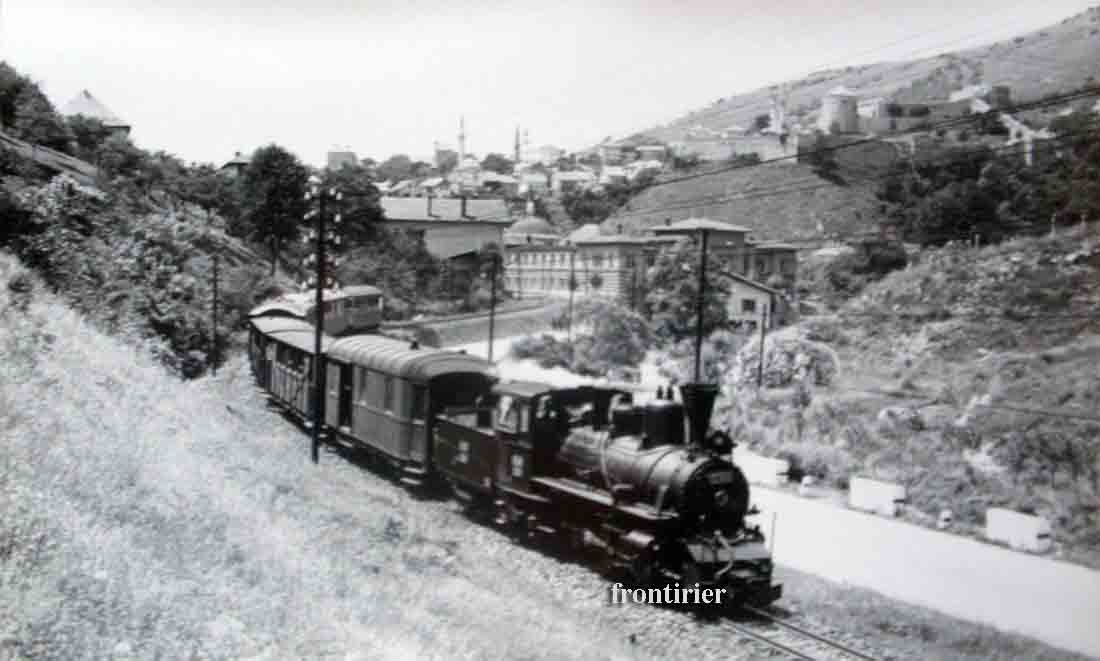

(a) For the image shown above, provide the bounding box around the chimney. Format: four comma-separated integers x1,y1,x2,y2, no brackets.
665,218,671,226
461,195,468,219
680,383,719,448
617,223,623,235
427,194,435,218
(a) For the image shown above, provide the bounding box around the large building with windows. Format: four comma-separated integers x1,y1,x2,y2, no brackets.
502,218,798,326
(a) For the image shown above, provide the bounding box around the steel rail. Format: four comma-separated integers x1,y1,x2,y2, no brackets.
741,604,883,661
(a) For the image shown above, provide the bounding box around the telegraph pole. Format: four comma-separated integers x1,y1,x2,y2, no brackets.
693,229,709,383
487,251,499,363
304,176,343,465
567,250,576,344
211,252,219,376
757,307,768,388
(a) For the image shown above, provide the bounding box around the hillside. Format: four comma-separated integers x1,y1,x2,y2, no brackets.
641,5,1100,142
722,225,1100,567
602,161,886,240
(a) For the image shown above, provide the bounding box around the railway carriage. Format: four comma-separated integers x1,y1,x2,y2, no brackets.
323,335,494,475
249,316,329,419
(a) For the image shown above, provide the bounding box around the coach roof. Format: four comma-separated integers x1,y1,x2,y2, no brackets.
327,334,490,382
251,316,332,354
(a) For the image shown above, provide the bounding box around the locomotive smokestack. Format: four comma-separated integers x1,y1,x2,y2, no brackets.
680,383,719,448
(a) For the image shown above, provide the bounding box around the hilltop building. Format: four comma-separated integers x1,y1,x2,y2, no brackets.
220,151,251,178
60,90,131,137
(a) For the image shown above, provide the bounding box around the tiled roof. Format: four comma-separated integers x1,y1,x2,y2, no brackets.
380,196,511,223
652,218,752,234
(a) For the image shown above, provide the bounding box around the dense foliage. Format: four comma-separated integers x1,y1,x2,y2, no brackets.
876,110,1100,245
643,237,737,343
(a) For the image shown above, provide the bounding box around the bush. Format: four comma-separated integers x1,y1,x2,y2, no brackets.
509,334,573,369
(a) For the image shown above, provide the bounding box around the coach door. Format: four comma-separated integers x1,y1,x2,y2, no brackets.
339,363,354,429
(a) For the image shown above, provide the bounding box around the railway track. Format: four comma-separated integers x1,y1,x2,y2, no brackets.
725,605,883,661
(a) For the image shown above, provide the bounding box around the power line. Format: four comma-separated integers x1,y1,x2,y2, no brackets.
612,120,1100,222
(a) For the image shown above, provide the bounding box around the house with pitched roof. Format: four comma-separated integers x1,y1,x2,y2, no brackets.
379,196,511,275
60,90,131,138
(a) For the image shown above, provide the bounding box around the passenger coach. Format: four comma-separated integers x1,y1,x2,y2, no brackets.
323,335,494,475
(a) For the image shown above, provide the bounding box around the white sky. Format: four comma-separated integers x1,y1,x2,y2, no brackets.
1,0,1094,167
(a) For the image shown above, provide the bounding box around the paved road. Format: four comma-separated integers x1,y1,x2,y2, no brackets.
752,487,1100,659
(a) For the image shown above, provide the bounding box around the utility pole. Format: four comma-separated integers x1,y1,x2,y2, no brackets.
567,249,576,344
211,252,219,377
693,229,709,383
303,176,343,465
487,251,499,363
757,307,769,388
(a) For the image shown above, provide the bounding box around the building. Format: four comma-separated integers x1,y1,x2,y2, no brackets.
599,166,627,185
60,90,131,138
636,145,667,162
220,151,251,178
724,273,790,329
518,171,550,195
327,149,358,170
379,196,511,274
504,229,649,308
503,217,798,320
479,171,519,197
819,86,861,134
535,144,565,166
551,170,597,195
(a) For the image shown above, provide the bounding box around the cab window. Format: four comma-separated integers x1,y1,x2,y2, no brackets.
496,395,529,433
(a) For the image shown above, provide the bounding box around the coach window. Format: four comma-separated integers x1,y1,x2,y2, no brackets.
357,368,369,405
384,376,395,412
411,385,427,421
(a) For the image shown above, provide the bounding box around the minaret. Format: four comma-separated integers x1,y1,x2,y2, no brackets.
458,115,467,164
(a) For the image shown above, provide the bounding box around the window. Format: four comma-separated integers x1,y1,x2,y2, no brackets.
742,299,756,314
511,454,525,478
411,385,427,421
496,395,529,432
357,368,369,405
756,257,769,275
384,376,395,412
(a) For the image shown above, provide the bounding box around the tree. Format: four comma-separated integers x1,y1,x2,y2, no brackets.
11,86,72,152
240,144,309,275
376,153,414,182
481,152,515,174
644,237,734,344
176,163,242,226
321,163,385,248
66,115,112,161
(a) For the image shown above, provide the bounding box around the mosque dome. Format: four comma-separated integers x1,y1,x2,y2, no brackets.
509,215,555,235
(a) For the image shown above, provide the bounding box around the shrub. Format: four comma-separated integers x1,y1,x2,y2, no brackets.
509,334,573,369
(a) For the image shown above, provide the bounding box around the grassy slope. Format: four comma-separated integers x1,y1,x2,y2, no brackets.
0,252,636,661
603,161,885,240
642,6,1100,142
726,225,1100,566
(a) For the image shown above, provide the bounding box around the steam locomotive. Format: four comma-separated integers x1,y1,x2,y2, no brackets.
248,288,781,606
